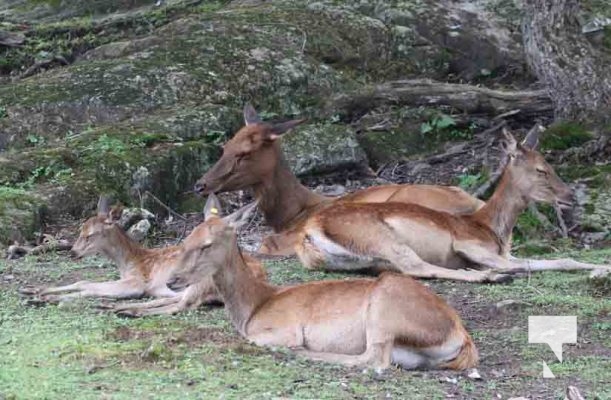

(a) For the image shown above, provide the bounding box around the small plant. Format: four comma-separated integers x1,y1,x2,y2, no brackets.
0,106,7,119
85,134,129,156
25,134,45,147
420,114,456,135
457,173,482,191
420,113,475,140
205,130,226,146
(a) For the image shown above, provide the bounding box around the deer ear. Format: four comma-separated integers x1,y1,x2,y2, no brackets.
223,201,257,229
203,193,223,220
499,127,518,157
266,119,306,141
106,204,124,224
243,103,262,125
97,195,112,217
521,125,541,150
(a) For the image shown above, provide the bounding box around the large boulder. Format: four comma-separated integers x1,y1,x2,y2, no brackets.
283,124,368,176
0,187,43,245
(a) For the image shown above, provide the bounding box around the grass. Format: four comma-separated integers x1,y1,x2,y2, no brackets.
1,249,611,399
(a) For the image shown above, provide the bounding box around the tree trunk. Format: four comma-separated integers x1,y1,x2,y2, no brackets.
522,0,611,129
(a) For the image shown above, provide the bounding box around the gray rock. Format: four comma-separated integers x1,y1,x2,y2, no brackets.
282,124,368,176
119,208,155,230
127,219,152,242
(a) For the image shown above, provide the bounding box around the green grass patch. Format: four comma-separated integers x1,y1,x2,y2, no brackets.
2,248,611,398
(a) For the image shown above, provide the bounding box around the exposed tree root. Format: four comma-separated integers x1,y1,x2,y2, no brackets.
332,79,553,119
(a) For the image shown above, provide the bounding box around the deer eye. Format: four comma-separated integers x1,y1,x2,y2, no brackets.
236,152,251,164
536,168,548,176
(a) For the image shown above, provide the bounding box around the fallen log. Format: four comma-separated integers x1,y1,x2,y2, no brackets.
6,240,72,260
331,79,553,118
0,30,25,47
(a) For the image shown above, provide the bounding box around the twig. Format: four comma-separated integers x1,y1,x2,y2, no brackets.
554,204,569,238
143,191,186,221
175,220,189,245
565,386,585,400
493,109,521,120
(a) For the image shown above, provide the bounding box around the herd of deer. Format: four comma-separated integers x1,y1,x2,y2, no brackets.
20,104,610,373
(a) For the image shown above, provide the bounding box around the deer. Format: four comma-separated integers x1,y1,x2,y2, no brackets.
21,196,266,316
292,129,611,282
193,104,485,256
173,193,479,372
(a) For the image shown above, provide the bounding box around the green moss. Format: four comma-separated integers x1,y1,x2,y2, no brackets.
603,26,611,50
556,164,611,189
0,186,43,244
540,121,594,151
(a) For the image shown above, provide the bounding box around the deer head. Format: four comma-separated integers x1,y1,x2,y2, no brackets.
500,128,573,209
177,194,258,281
71,196,123,259
193,104,305,195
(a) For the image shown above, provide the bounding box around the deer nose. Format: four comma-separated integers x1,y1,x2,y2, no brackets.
194,181,207,195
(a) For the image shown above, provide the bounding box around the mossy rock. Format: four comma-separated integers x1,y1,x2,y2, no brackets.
540,122,594,151
282,123,368,176
0,187,43,244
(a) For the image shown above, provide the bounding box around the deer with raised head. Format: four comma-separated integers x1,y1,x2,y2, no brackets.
174,193,478,372
193,104,484,255
22,196,266,316
294,129,611,282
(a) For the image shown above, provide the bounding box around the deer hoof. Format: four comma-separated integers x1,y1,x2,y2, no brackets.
115,309,140,319
18,286,41,295
487,273,513,284
95,302,116,310
24,297,48,307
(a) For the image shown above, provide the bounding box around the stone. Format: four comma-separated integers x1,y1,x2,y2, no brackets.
118,208,155,230
282,124,368,176
127,219,152,242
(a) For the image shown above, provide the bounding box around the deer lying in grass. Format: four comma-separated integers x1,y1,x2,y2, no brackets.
294,129,610,282
193,104,484,255
175,193,478,372
22,197,266,316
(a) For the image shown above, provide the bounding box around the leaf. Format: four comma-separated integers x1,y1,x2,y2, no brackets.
435,114,456,130
420,122,433,134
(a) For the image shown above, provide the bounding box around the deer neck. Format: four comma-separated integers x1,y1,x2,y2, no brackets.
253,147,328,232
473,168,529,249
212,240,276,336
100,227,147,270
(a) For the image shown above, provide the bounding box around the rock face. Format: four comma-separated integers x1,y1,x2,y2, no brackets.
1,0,606,245
0,187,43,245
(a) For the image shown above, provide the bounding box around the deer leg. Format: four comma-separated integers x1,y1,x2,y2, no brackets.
114,283,214,317
41,279,145,303
147,285,179,298
509,258,611,272
294,340,393,373
111,296,182,312
115,299,188,317
381,243,509,283
455,241,611,273
453,241,519,272
37,280,92,295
